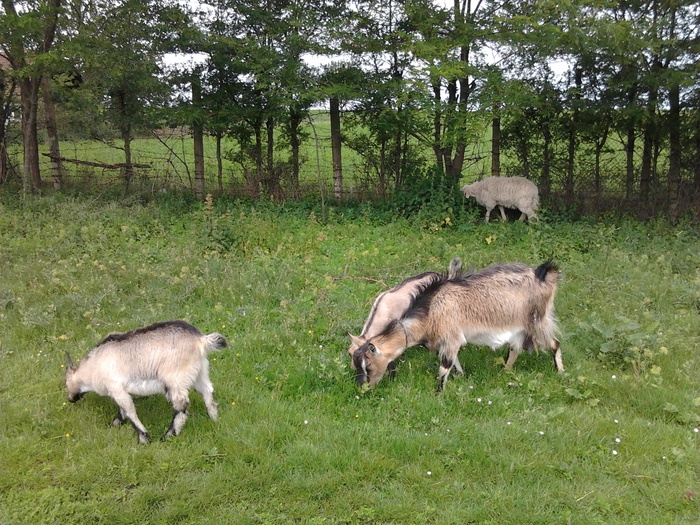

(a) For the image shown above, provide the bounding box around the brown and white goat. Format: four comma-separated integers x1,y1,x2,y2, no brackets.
351,262,563,392
65,320,227,444
348,258,464,378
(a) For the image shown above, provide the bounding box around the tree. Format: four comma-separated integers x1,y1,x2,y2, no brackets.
0,55,16,184
59,0,191,187
1,0,61,192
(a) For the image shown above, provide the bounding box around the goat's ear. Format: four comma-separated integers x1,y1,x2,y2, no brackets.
349,334,364,348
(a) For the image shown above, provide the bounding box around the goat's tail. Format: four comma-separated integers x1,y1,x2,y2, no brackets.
534,261,559,284
202,333,228,354
448,257,463,279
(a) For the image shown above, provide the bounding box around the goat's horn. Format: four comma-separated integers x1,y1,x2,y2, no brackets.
65,351,74,368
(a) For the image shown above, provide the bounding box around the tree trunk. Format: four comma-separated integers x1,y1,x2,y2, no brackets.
565,67,582,200
121,125,133,189
264,116,281,198
667,83,681,217
491,115,501,178
20,76,42,192
541,126,552,200
431,80,443,173
192,77,205,198
0,69,12,185
289,107,302,190
694,121,700,201
640,107,655,206
640,59,660,206
251,121,263,195
42,75,62,190
624,83,637,200
330,96,343,199
215,132,223,192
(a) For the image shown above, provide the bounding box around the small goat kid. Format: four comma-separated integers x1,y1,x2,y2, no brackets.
65,320,227,444
352,262,563,392
349,258,464,378
461,176,539,223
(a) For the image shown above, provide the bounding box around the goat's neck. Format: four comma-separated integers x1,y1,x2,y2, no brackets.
377,321,416,361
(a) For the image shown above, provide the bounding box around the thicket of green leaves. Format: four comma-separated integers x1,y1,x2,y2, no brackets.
1,1,699,217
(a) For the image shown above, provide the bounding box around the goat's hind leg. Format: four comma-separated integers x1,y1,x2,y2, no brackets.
162,391,190,441
194,369,218,421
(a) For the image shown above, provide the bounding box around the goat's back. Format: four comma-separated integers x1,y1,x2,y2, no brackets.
409,263,558,335
82,320,224,375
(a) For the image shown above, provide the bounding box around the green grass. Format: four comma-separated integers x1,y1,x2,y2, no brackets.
0,193,698,524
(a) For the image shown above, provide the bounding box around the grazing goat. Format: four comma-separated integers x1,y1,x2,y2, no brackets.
65,320,227,444
461,176,539,223
348,258,464,378
351,262,563,392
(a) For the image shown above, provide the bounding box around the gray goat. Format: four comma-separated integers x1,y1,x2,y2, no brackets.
65,320,227,444
461,176,540,223
351,262,563,392
349,258,464,378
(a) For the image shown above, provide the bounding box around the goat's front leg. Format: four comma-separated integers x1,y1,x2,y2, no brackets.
551,338,564,373
111,407,127,427
498,205,508,221
437,350,459,393
505,346,521,370
112,392,150,444
387,360,397,380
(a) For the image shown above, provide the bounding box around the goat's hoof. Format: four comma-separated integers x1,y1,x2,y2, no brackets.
138,433,150,445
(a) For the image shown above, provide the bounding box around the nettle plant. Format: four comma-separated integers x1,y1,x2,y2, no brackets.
574,315,665,379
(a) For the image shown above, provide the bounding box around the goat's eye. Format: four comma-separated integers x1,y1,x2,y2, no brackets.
368,343,378,355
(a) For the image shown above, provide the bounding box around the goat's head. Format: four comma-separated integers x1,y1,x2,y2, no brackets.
349,333,402,388
348,334,367,359
461,184,475,198
64,352,84,403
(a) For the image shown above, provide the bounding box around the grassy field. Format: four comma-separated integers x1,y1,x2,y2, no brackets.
0,192,698,524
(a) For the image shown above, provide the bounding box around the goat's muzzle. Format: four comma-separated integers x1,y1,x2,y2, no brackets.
352,349,370,386
67,392,84,403
355,369,369,387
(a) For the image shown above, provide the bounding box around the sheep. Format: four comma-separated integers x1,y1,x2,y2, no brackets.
65,320,227,444
461,176,539,223
348,258,464,378
351,262,563,392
